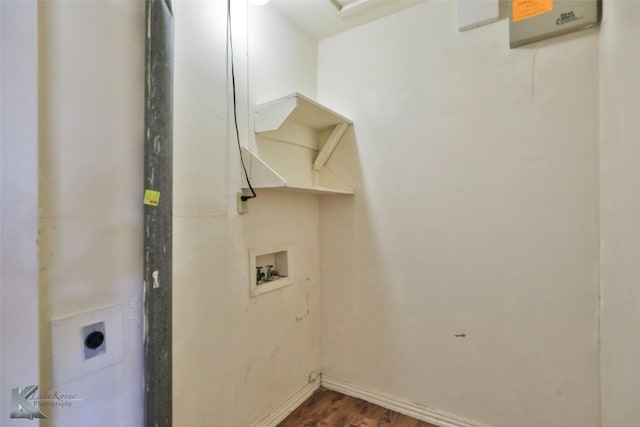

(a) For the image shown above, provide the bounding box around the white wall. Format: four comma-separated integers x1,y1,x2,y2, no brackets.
1,1,40,425
318,2,600,426
38,1,144,425
172,1,320,425
247,2,317,104
599,1,640,426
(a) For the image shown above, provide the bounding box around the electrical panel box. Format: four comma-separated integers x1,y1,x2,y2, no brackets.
510,0,601,48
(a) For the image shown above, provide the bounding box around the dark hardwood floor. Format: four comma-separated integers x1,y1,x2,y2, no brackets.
277,389,438,427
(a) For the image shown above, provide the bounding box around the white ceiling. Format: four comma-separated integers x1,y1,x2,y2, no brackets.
266,0,426,40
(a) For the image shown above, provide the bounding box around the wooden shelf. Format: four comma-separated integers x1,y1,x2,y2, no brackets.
243,93,354,196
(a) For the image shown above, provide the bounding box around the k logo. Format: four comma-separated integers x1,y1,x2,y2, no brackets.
10,385,48,419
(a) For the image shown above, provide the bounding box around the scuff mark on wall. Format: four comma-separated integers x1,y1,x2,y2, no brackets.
296,309,310,322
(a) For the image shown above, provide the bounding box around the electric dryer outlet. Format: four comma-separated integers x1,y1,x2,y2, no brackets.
82,321,106,360
51,305,124,383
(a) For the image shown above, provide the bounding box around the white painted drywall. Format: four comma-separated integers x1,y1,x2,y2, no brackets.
599,1,640,426
1,1,40,425
38,1,144,425
248,3,317,104
172,1,321,425
457,0,499,32
318,2,600,426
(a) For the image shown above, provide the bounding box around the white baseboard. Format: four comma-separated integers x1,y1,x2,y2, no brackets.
253,380,321,427
321,375,489,427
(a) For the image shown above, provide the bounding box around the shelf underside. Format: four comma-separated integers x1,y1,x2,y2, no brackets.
241,147,354,196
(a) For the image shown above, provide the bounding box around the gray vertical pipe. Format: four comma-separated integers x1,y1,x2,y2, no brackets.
144,1,173,426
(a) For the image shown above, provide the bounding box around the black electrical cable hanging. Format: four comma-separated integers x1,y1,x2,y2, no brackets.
228,0,256,202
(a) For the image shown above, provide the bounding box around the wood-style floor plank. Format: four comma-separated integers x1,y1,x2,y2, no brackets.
277,389,438,427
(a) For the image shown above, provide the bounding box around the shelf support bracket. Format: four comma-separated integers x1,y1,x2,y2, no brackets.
313,122,349,171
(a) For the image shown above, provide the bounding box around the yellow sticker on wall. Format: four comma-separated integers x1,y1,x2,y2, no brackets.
512,0,553,22
144,189,160,206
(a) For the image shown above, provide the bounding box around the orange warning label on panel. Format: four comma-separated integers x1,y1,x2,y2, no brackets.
512,0,553,22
